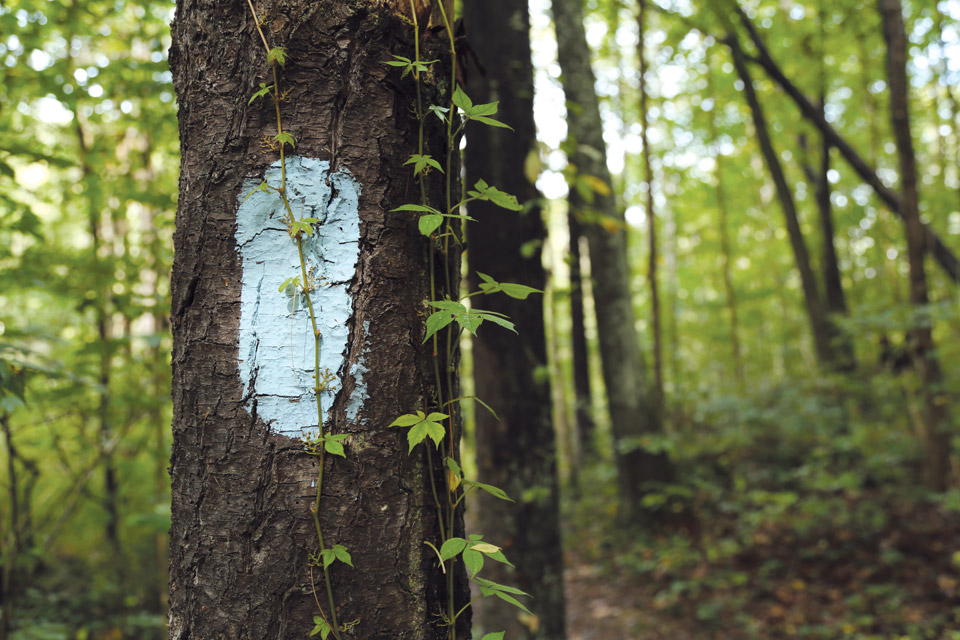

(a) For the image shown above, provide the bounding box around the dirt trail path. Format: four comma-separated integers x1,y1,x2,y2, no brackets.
564,549,697,640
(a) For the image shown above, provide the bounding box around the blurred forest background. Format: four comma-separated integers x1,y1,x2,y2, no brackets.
2,0,960,638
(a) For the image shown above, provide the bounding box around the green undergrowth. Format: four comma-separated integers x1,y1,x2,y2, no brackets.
565,376,960,639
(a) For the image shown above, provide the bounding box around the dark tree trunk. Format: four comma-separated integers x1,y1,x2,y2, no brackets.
728,35,834,369
808,5,854,370
638,0,664,410
798,119,856,372
878,0,951,490
568,214,595,462
463,5,567,638
168,1,465,638
553,0,674,525
735,6,960,285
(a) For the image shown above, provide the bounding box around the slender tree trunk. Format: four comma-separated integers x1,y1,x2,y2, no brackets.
638,0,664,409
706,56,744,389
168,1,466,637
810,5,855,370
568,216,595,460
553,0,674,525
1,414,13,640
797,124,855,371
735,6,960,285
728,35,834,369
878,0,951,490
463,3,567,638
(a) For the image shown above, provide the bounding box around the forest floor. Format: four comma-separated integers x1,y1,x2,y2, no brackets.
561,480,960,640
564,545,697,640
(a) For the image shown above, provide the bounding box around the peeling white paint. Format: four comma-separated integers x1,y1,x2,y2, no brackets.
345,320,371,424
236,156,368,436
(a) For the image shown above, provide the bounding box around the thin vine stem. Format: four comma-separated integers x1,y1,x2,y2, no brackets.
244,2,341,637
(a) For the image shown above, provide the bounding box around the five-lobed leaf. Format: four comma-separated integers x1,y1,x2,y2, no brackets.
274,131,295,149
390,411,448,453
267,46,288,66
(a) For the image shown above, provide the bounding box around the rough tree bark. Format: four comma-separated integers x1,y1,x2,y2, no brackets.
878,0,951,491
463,4,567,638
168,1,466,638
553,0,674,525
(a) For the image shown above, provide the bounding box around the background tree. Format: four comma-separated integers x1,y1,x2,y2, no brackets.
553,0,674,526
463,2,567,638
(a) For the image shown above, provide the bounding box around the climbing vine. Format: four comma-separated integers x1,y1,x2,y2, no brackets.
243,0,537,637
242,2,353,639
385,2,540,639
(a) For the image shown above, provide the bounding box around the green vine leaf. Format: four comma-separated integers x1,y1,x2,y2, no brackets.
310,616,331,639
390,411,447,453
324,439,345,457
267,46,288,66
467,179,522,211
424,300,516,341
389,412,424,428
274,130,295,149
471,116,512,130
439,537,467,562
462,547,484,576
248,82,274,105
452,85,473,113
473,577,532,613
242,180,272,203
333,544,353,567
475,272,542,300
404,153,444,176
419,214,443,236
278,276,300,293
383,54,437,78
392,203,442,215
428,104,449,121
451,85,513,130
445,457,461,478
463,479,514,502
481,633,506,640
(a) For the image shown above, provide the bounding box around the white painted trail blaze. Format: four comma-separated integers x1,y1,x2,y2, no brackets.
236,156,368,437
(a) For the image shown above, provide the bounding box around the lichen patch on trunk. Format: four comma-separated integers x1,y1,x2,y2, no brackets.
235,156,365,436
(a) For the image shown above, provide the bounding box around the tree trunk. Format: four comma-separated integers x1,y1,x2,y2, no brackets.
878,0,951,491
638,0,664,409
734,6,960,285
798,121,856,372
168,1,465,638
462,3,567,638
568,215,595,462
553,0,674,525
727,35,834,369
